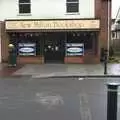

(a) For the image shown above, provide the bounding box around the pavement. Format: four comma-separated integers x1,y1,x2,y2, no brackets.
1,63,120,78
0,63,24,77
11,63,120,78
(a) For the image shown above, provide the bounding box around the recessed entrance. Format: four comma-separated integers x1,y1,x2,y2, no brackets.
44,32,65,63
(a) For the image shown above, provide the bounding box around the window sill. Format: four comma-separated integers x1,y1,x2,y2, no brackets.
17,13,32,16
65,12,80,15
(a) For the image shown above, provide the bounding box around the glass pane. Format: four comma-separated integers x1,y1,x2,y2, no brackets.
67,0,79,2
67,3,79,13
19,0,30,3
19,4,31,13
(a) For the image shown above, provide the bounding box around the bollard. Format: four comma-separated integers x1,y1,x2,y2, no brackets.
104,56,107,75
107,83,120,120
104,49,108,75
8,44,17,67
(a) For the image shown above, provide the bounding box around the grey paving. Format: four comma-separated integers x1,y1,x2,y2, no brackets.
13,63,120,78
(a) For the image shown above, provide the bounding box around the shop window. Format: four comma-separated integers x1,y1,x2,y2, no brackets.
10,33,44,56
66,0,79,13
84,38,93,50
67,32,94,50
19,0,31,14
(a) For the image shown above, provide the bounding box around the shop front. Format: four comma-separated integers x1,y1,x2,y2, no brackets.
8,32,66,63
5,19,100,64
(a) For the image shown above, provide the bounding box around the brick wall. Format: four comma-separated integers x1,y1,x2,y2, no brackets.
1,22,9,62
64,56,84,64
17,56,44,64
95,0,111,49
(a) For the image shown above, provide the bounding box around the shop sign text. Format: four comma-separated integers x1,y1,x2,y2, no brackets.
6,20,100,30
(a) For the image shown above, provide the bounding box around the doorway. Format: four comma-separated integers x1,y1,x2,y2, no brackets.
44,32,65,63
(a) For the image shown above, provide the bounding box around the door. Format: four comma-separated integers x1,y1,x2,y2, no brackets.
44,39,64,63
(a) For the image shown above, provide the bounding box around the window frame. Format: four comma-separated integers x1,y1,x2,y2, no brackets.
66,0,79,13
18,0,31,15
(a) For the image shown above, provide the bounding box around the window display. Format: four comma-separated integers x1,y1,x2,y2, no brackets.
18,43,36,56
66,43,84,56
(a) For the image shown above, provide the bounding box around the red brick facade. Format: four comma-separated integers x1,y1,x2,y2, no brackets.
96,0,111,49
0,21,9,63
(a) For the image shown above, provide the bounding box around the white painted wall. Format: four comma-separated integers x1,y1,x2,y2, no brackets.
0,0,95,21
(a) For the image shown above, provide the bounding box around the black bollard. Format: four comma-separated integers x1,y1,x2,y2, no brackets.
104,56,107,74
107,84,119,120
104,49,108,75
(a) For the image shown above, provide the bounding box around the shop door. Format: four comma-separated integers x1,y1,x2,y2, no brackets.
44,40,64,63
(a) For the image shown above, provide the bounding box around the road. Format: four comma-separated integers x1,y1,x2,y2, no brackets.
0,76,119,120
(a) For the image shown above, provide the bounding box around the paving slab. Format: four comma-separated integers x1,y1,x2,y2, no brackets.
13,63,120,78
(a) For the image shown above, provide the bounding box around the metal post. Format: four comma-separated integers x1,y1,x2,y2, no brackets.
104,49,108,75
107,84,118,120
104,61,107,74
